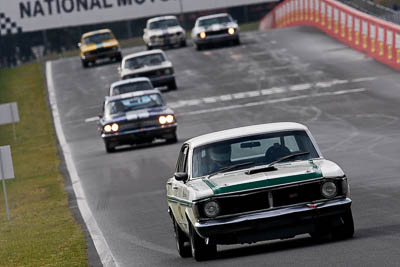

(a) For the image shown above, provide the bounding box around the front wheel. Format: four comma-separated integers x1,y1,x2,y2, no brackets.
168,79,177,90
81,60,89,68
105,141,115,153
166,133,178,144
173,219,191,258
190,224,216,261
331,208,354,240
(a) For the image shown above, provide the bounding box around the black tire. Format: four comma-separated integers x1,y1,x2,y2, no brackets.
168,79,177,90
105,141,115,153
81,60,89,68
180,40,187,47
190,224,216,261
166,133,178,144
235,37,241,46
195,43,203,51
115,53,122,62
173,219,191,258
331,208,355,240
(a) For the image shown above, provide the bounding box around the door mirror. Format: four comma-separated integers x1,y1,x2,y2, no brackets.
78,42,81,48
174,172,188,182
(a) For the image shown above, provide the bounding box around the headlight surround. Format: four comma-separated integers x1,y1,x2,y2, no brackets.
321,181,338,199
164,68,174,75
203,200,220,218
342,179,350,196
228,27,236,35
159,115,175,125
199,32,206,39
104,123,119,133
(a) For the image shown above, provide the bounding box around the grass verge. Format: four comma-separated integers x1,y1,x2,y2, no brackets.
0,63,88,266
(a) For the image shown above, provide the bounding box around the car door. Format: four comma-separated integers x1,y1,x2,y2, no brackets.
173,145,190,228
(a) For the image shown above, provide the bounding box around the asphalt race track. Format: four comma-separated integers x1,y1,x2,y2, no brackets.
48,26,400,266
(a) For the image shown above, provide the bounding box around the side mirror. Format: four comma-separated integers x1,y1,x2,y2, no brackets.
174,172,188,182
118,66,122,73
78,43,81,48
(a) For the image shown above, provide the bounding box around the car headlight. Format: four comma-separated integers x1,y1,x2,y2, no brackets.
164,68,174,75
321,181,337,199
199,32,206,39
84,52,89,57
228,28,236,35
150,36,156,41
104,123,119,133
159,115,175,124
203,200,220,218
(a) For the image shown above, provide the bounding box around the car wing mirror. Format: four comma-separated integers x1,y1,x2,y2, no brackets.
174,172,188,182
78,42,81,48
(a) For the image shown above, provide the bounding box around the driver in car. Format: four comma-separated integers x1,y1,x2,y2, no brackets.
207,144,232,174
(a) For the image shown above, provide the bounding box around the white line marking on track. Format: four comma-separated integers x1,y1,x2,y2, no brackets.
46,62,119,267
85,117,100,123
168,77,374,109
351,77,377,82
179,88,366,116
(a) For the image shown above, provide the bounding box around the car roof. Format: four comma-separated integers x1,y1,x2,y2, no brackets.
196,13,231,21
123,49,165,61
148,16,178,23
186,122,310,147
106,89,161,102
110,77,152,89
82,29,112,38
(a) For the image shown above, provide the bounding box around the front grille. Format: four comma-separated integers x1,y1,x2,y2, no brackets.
199,180,344,219
89,46,114,55
133,69,168,79
272,182,324,207
205,29,229,36
119,118,159,131
211,191,271,217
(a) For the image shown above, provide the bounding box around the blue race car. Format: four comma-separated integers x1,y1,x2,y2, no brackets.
99,89,177,152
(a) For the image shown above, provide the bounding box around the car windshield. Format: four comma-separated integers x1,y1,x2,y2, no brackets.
198,16,232,27
84,32,113,44
192,130,319,178
111,81,153,96
149,19,179,29
124,53,165,69
105,93,164,115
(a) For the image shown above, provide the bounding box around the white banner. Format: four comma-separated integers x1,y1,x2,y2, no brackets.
0,0,278,35
0,146,14,180
0,102,19,126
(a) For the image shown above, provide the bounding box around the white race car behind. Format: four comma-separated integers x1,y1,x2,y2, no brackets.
143,16,186,50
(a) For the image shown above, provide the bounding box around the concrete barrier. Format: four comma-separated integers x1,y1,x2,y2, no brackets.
260,0,400,70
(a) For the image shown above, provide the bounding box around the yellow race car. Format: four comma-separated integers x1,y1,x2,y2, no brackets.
78,29,122,68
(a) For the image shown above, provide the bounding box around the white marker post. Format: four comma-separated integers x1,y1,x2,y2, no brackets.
0,102,20,141
0,145,15,221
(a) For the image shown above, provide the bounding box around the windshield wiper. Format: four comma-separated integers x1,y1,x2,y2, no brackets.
208,161,255,179
246,152,310,175
268,151,310,167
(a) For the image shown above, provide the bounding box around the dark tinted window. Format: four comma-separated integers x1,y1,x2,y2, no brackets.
112,81,153,96
84,32,113,44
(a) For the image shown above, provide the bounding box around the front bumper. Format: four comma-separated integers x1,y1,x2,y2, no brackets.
149,35,185,47
102,124,177,145
82,50,121,61
150,74,175,87
194,198,352,244
195,33,239,45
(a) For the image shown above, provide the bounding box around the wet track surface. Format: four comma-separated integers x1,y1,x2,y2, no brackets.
49,26,400,266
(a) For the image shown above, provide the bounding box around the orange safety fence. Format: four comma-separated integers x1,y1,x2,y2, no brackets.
259,0,400,70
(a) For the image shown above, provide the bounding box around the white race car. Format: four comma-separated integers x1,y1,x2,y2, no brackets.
191,13,240,50
119,50,177,90
143,16,186,50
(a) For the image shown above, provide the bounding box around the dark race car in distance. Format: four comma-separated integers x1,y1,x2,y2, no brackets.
99,89,177,152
